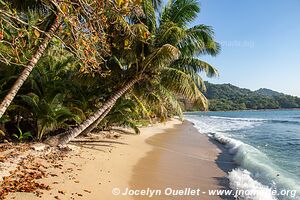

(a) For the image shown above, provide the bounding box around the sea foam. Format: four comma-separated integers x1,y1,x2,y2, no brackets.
185,114,300,200
228,169,275,200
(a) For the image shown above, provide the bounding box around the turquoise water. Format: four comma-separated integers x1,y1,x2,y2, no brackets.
185,110,300,200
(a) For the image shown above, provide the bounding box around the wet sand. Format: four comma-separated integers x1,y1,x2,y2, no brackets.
129,121,235,200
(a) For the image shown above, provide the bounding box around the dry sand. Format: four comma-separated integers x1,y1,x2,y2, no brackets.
5,119,234,200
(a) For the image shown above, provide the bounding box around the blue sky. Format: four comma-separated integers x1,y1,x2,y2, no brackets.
192,0,300,96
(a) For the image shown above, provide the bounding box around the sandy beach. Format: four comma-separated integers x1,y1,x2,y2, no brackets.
3,119,234,200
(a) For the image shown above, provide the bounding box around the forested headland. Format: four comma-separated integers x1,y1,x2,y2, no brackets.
183,82,300,111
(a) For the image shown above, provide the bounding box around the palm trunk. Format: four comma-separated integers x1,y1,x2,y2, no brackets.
80,105,113,137
45,77,140,146
0,16,61,118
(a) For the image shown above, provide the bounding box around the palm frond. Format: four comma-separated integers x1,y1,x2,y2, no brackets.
155,84,183,118
160,0,200,27
142,0,157,32
172,57,219,77
155,21,185,46
143,44,180,70
178,25,220,56
20,94,40,114
151,0,162,11
130,23,150,41
131,93,152,120
160,68,208,109
177,25,220,56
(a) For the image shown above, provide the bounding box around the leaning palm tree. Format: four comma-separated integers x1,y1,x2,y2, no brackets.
45,44,180,146
0,0,111,118
45,0,220,146
0,0,63,118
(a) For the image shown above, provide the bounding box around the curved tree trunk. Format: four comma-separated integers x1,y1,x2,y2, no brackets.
45,77,140,146
0,16,61,118
80,105,113,137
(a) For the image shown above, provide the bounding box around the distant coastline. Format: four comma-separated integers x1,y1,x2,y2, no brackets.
185,108,300,113
181,82,300,111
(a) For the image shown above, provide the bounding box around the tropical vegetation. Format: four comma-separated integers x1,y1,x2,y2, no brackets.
183,82,300,111
0,0,219,145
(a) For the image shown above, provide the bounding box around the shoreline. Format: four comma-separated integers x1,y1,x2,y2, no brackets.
184,108,300,113
4,119,235,200
129,120,235,200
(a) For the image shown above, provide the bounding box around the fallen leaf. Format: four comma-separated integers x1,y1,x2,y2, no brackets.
34,29,40,38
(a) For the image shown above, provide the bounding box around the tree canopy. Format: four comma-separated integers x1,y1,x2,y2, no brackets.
0,0,220,145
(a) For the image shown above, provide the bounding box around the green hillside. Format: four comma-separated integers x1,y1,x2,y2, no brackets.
203,82,300,111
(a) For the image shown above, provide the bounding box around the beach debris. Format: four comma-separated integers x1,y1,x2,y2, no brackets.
0,143,68,199
58,190,65,195
0,157,50,199
53,164,63,169
31,143,48,151
34,190,44,197
83,189,91,193
49,173,58,177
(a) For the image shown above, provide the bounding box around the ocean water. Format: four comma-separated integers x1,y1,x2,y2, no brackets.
185,110,300,200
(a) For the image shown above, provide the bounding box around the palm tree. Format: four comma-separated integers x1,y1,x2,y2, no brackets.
0,0,111,118
2,48,82,140
20,92,78,140
45,0,220,146
0,0,62,118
